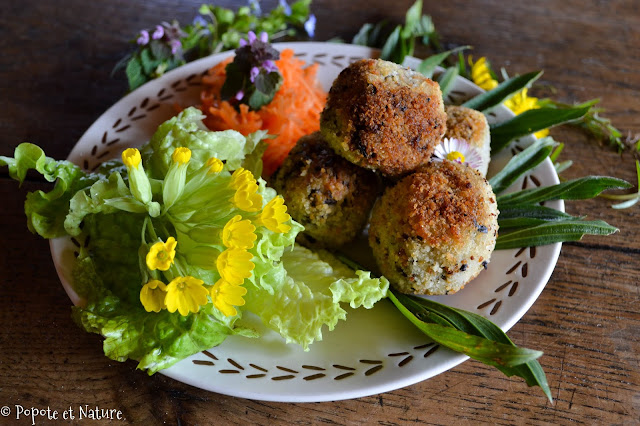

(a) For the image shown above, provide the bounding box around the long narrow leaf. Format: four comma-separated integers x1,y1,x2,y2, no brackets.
490,106,590,153
489,137,555,194
495,219,619,250
380,25,402,61
498,205,579,228
389,292,552,400
463,71,543,112
417,46,470,78
388,293,542,368
437,66,459,99
497,176,631,206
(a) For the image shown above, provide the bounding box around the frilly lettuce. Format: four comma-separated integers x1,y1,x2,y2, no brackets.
2,107,389,373
243,245,389,349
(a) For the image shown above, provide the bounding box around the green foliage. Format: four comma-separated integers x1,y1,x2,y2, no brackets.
388,291,552,401
117,1,313,91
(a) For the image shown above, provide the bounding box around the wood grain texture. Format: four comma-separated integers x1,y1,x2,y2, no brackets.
1,0,639,424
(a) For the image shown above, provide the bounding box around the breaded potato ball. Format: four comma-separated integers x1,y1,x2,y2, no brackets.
368,160,498,295
320,59,447,177
272,132,379,248
444,105,491,176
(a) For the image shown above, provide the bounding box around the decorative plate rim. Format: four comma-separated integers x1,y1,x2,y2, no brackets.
50,42,563,402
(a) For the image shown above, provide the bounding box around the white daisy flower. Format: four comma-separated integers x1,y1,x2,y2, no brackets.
433,137,484,172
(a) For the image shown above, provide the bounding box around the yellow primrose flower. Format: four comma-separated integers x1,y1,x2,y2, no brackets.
172,147,192,165
206,157,224,174
146,237,177,271
216,248,255,285
255,196,291,233
469,56,499,91
210,278,247,317
140,280,168,313
165,276,210,316
122,148,142,168
222,215,257,249
229,168,263,211
229,168,255,190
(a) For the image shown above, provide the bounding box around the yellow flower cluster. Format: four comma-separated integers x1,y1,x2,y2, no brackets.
136,154,294,318
469,57,549,139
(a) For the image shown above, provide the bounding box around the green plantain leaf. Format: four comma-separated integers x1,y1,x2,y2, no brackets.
489,137,555,195
417,46,470,79
495,219,619,250
497,176,632,206
388,292,552,401
437,66,459,99
497,205,579,228
490,106,590,153
463,71,543,112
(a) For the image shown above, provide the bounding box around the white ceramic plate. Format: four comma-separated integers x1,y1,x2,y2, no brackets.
50,42,562,402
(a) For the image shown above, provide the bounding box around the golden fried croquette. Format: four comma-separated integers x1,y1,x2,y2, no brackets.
368,160,498,295
272,132,379,248
444,105,491,176
320,59,447,177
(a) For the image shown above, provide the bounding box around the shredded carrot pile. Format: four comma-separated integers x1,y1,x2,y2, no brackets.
199,49,327,177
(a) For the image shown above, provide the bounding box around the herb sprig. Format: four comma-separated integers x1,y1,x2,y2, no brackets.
116,1,313,91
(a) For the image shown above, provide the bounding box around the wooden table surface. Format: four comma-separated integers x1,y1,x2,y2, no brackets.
2,0,639,424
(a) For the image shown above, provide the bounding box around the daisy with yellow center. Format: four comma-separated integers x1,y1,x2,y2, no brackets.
210,278,247,317
140,279,167,313
216,248,255,285
146,237,177,271
469,57,499,91
255,196,291,233
222,215,257,249
433,138,484,171
165,275,210,316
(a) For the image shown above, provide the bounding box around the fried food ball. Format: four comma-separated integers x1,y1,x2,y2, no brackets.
444,105,491,176
368,160,498,295
320,59,447,177
272,132,380,248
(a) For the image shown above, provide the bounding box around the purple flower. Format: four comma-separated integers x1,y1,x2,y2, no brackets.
247,31,257,44
260,32,268,43
169,39,182,55
235,90,244,101
192,15,208,27
304,14,316,38
250,67,260,83
262,60,278,73
239,38,248,47
152,25,164,40
137,30,150,45
279,0,292,16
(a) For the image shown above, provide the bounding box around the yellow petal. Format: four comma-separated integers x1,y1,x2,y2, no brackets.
122,148,141,168
165,276,209,316
140,280,167,313
222,215,256,249
172,147,192,165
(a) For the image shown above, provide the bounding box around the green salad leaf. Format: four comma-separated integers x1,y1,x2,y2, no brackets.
2,108,389,373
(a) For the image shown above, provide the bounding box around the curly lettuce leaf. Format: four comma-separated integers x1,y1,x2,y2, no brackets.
243,245,389,349
0,143,96,238
142,107,268,177
72,210,256,373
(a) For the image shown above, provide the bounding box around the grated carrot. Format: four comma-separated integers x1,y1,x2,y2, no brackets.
199,49,326,177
